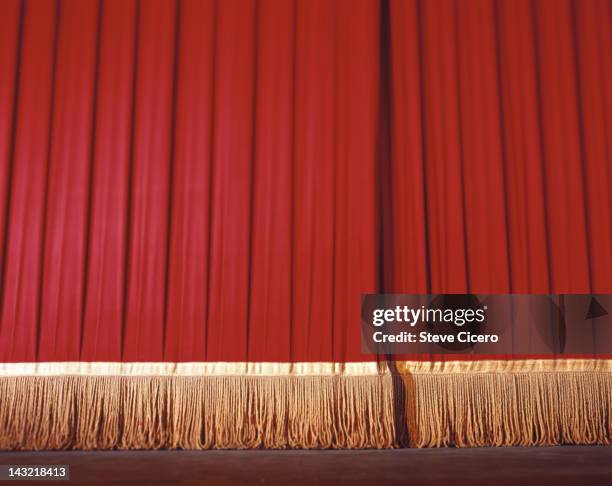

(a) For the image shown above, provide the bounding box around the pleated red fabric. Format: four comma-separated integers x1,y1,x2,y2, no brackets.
121,0,177,361
416,0,469,294
247,0,294,362
495,0,551,295
0,0,58,362
0,1,21,301
291,0,336,363
164,0,215,362
205,0,256,362
575,0,612,296
38,0,98,362
81,0,137,362
0,0,610,363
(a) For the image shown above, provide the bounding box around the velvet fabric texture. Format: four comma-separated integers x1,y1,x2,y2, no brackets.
0,0,610,363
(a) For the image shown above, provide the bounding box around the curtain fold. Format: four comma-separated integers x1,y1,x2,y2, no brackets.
0,0,58,362
164,0,214,363
0,0,610,363
38,0,98,362
81,0,136,362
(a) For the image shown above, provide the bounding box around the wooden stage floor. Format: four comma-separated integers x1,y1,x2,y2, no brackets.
1,446,610,485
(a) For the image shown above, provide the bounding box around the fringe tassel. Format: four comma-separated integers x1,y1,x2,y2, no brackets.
0,375,395,450
0,371,610,450
404,371,612,447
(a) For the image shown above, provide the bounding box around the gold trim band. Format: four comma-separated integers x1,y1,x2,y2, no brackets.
0,361,386,376
0,359,610,376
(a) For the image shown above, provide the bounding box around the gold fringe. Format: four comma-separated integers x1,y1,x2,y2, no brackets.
0,375,396,450
0,363,611,450
403,371,612,447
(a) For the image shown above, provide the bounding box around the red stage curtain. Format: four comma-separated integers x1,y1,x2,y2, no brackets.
0,0,610,363
0,0,381,363
389,0,612,296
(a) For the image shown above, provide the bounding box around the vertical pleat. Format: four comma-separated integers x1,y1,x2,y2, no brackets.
455,0,509,293
291,0,335,362
496,0,550,294
418,0,468,294
0,0,21,283
494,0,552,354
206,0,256,362
247,0,294,362
164,0,215,362
574,0,612,294
388,0,429,294
534,0,590,294
81,0,137,361
122,0,177,361
534,0,592,354
332,0,379,362
0,0,58,362
38,0,99,361
573,0,612,355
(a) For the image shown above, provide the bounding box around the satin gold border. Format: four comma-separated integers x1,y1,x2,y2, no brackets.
396,359,612,374
0,362,386,376
0,359,610,376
